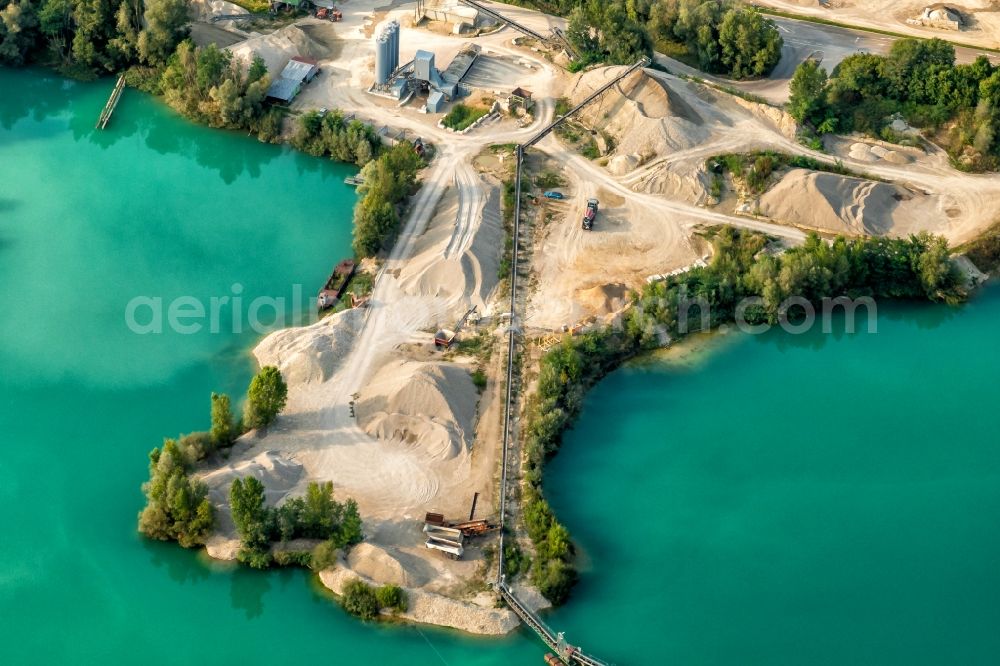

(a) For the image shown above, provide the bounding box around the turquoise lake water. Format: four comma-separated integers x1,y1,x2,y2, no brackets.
1,68,998,664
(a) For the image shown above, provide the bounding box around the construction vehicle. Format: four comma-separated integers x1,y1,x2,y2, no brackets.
582,198,598,230
434,306,477,349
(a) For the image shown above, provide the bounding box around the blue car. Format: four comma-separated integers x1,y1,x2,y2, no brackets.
543,191,566,200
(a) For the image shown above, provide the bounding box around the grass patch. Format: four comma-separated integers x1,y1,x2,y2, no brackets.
227,0,271,13
441,104,489,131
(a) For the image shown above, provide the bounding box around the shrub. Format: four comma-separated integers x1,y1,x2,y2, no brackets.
342,579,380,620
471,368,488,392
375,584,408,613
310,541,340,570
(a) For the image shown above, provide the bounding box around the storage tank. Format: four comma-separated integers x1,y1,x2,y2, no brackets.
374,32,391,85
387,21,400,74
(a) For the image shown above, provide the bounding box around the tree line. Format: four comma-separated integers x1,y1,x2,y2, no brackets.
351,141,424,257
521,225,966,604
230,477,363,569
512,0,782,79
788,38,1000,170
138,366,289,546
0,0,187,75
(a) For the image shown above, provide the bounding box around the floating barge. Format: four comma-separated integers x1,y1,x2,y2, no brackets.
317,259,356,310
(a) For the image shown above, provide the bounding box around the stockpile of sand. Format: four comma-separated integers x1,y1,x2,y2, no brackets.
758,168,908,235
229,20,341,75
253,308,364,386
566,67,708,169
346,543,411,587
395,183,502,313
356,359,478,462
200,450,305,547
190,0,247,20
848,142,912,164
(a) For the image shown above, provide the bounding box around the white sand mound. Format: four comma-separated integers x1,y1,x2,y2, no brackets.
229,21,340,75
202,450,304,505
346,543,410,587
395,183,502,313
253,308,364,386
849,141,912,164
356,359,478,462
758,168,907,235
566,67,708,164
201,450,305,539
190,0,247,20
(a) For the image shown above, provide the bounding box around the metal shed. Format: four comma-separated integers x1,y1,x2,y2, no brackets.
266,77,301,103
280,57,319,84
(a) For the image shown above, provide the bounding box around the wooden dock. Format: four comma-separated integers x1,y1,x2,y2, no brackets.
96,75,126,130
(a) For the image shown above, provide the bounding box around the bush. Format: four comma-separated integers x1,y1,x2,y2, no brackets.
375,584,408,613
310,541,339,570
273,550,312,567
342,579,380,620
471,368,488,392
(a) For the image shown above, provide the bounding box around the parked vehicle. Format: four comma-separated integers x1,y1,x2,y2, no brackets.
543,190,565,200
582,198,598,230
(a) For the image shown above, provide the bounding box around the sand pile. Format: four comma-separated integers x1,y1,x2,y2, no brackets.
200,449,305,548
758,169,908,235
202,450,304,505
190,0,247,20
229,21,340,75
346,543,411,587
253,308,364,386
576,283,630,316
395,182,502,313
356,359,478,461
848,142,912,164
566,67,708,171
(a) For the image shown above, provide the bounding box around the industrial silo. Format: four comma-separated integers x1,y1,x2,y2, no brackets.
375,32,391,85
387,21,400,74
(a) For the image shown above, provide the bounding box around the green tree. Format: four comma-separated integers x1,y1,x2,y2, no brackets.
0,0,41,65
136,0,187,65
244,366,288,430
210,392,236,448
230,476,273,567
788,59,829,125
717,7,782,79
138,440,214,547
